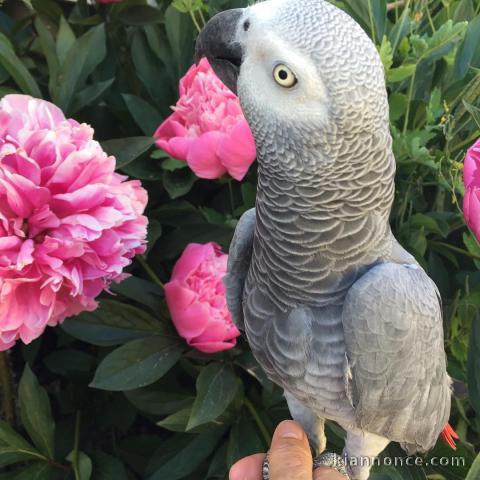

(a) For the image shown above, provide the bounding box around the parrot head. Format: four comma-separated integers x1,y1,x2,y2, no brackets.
196,0,392,174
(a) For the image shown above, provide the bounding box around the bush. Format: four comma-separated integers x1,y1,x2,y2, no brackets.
0,0,480,479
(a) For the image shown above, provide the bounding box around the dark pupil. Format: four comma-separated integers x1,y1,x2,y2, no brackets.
278,69,289,81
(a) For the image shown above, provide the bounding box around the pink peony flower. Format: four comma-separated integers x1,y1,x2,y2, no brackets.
165,242,240,353
0,95,148,350
154,58,256,181
464,139,480,241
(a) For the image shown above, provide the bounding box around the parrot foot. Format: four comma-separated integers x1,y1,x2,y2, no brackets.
261,452,351,480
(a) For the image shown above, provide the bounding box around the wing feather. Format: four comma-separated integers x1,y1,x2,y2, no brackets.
342,263,451,453
224,208,256,331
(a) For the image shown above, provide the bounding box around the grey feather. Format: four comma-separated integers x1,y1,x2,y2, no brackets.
342,263,451,453
224,208,256,331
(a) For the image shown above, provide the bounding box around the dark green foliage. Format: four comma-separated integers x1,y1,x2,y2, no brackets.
1,0,480,478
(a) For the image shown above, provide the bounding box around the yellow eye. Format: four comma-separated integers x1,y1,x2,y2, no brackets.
273,64,297,88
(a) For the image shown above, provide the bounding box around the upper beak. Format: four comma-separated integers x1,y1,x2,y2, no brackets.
195,9,244,94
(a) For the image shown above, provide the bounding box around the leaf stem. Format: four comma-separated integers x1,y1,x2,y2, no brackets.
189,11,202,34
72,411,81,480
387,0,406,11
244,397,272,447
0,351,14,424
425,0,436,32
228,179,235,216
137,255,165,289
198,9,207,27
430,241,480,262
366,0,377,43
391,0,411,52
451,130,480,154
403,68,417,134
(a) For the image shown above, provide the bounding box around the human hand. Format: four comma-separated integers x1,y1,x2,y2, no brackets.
229,420,347,480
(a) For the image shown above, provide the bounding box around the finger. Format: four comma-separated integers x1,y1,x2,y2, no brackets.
269,420,313,480
230,453,265,480
313,466,348,480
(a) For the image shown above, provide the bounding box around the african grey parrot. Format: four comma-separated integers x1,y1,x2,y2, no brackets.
195,1,455,478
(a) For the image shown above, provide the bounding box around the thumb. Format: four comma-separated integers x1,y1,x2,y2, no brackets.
269,421,313,480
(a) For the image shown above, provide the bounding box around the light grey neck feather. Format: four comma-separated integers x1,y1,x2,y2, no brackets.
242,0,398,310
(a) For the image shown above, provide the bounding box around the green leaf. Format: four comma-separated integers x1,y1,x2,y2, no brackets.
463,100,480,129
62,299,166,346
387,64,416,83
419,20,468,66
121,155,165,180
235,352,274,393
463,233,480,269
187,364,238,430
465,452,480,480
109,276,164,312
171,0,204,13
146,219,163,254
53,23,106,112
156,224,233,259
56,16,75,66
102,137,155,170
160,157,187,171
1,462,61,480
31,0,62,22
43,349,94,376
90,450,128,480
206,442,227,479
379,35,393,72
389,7,411,53
162,169,197,199
131,30,173,111
426,88,443,124
146,430,224,480
118,5,164,26
164,6,195,78
389,92,408,122
122,94,162,136
34,17,59,94
125,387,194,416
0,33,42,97
467,314,480,416
18,366,55,459
226,410,265,466
455,16,480,79
370,0,387,42
67,451,92,480
157,408,192,432
90,336,183,391
0,420,45,467
70,78,115,114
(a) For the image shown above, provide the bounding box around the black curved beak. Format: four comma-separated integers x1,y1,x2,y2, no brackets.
195,9,244,94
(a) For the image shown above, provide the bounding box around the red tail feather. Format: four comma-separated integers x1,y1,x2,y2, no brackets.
440,423,459,450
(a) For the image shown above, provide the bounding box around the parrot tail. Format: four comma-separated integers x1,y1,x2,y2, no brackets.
440,423,459,449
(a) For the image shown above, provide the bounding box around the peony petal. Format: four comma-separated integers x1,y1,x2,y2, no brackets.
218,120,256,181
465,187,480,241
165,282,210,339
187,132,227,179
464,141,480,188
190,338,238,354
170,243,218,281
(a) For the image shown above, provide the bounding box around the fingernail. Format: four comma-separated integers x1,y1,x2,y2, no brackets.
276,421,304,440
